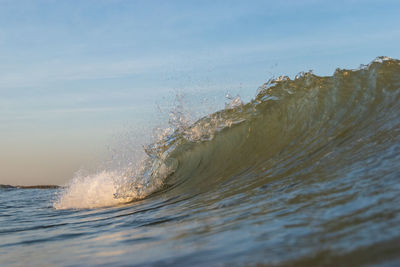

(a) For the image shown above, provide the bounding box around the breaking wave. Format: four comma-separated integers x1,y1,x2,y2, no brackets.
54,57,400,209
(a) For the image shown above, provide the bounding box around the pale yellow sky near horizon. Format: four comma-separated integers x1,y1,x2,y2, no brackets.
0,131,109,185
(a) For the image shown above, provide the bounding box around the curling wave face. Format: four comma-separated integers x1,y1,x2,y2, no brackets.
54,57,400,210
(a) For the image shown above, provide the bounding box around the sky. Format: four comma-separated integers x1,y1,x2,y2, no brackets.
1,0,400,185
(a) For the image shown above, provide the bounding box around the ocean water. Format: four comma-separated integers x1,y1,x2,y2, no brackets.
1,57,400,266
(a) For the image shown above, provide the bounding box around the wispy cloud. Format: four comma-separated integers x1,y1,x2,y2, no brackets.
0,57,174,89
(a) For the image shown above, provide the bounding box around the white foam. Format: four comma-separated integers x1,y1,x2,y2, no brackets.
53,170,134,210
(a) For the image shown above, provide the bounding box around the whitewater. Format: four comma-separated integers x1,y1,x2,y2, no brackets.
1,57,400,266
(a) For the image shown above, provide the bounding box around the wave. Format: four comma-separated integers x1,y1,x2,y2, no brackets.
54,57,400,209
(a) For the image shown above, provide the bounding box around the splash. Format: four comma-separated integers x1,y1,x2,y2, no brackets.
53,95,195,209
53,154,179,209
53,171,132,209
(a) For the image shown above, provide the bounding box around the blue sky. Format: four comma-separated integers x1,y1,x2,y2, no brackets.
1,0,400,185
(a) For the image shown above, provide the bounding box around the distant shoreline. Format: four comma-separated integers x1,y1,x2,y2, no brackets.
0,184,63,189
